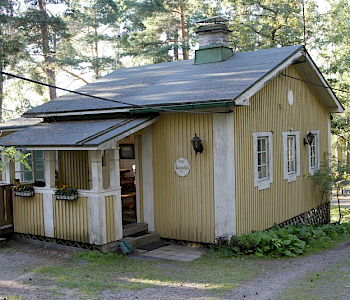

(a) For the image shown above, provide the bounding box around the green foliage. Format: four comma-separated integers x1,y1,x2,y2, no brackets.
0,146,31,172
211,223,350,259
310,155,350,197
309,155,350,221
54,184,78,196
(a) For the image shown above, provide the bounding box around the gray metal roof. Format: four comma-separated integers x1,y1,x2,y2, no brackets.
0,118,42,131
23,45,343,117
0,116,157,149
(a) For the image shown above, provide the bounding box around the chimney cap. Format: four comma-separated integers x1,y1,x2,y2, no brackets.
196,16,229,25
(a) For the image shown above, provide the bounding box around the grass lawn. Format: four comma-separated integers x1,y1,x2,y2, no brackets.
29,205,350,299
331,205,350,223
34,252,259,298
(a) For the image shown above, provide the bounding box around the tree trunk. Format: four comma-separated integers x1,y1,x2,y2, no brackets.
180,0,188,60
38,0,57,100
94,26,99,78
0,64,4,121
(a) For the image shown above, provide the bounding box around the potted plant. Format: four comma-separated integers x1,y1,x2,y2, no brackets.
12,183,35,197
54,185,78,201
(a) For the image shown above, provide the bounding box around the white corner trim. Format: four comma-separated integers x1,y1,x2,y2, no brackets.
282,131,300,182
141,127,154,231
213,113,236,241
304,53,344,113
43,193,55,238
253,132,273,190
88,194,107,245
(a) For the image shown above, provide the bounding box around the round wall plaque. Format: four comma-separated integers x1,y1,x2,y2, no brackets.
174,158,190,177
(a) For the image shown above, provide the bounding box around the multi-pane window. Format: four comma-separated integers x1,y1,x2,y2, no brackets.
283,131,300,182
287,136,296,174
253,132,273,190
257,137,268,180
16,150,45,183
308,131,320,175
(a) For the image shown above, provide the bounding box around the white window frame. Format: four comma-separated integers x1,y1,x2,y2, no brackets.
283,131,300,182
15,150,45,183
253,132,273,190
308,130,320,175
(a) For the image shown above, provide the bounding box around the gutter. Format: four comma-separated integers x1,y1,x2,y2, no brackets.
129,100,236,114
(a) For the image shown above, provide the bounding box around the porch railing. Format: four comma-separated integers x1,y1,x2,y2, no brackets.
0,184,13,235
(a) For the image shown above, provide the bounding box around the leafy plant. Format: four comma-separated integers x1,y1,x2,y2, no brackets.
12,182,34,192
210,223,350,259
54,185,78,196
309,154,350,222
0,146,32,173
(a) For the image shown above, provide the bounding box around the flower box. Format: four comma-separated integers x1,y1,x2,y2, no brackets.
55,194,78,201
15,191,35,197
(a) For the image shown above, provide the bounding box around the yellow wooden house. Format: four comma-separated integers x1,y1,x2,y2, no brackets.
0,18,344,250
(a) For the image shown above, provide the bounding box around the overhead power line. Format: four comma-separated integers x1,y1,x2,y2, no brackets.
281,73,350,94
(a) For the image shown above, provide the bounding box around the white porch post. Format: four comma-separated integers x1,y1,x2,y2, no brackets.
213,112,236,241
108,148,123,240
43,150,55,237
89,150,107,245
4,155,15,184
142,127,154,231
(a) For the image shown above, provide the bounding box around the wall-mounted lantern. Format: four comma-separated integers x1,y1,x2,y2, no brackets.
191,133,203,155
304,132,315,146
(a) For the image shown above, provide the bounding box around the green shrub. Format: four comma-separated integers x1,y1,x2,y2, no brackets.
211,222,350,259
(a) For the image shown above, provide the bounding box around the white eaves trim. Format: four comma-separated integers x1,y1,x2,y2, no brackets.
304,52,344,113
235,48,305,106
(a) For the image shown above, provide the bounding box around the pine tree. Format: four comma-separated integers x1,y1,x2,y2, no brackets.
0,0,28,120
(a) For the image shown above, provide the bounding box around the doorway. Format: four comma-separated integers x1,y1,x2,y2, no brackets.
119,136,137,224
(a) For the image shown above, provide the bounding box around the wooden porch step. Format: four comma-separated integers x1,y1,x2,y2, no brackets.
0,224,13,236
121,231,160,249
123,223,148,237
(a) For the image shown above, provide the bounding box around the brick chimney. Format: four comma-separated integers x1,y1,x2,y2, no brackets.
195,16,233,64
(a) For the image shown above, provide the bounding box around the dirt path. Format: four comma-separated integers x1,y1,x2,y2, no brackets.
230,241,350,299
1,239,350,299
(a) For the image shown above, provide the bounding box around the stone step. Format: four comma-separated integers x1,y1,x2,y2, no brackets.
121,231,160,249
123,223,148,237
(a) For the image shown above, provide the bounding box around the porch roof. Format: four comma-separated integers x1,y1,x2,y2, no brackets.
0,116,158,150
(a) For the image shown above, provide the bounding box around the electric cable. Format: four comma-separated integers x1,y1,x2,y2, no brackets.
1,71,226,114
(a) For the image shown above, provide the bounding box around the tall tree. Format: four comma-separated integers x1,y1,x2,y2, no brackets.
67,0,123,79
318,0,350,164
0,0,27,120
22,0,70,100
121,0,218,64
222,0,321,51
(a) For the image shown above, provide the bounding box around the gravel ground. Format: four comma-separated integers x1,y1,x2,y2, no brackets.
1,239,350,299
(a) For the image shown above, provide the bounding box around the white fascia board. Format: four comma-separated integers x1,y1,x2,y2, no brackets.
304,52,344,113
97,116,160,150
24,147,98,151
235,49,305,106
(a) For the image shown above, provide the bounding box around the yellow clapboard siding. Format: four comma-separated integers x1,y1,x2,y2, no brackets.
53,196,90,243
58,151,89,190
235,65,329,235
152,113,214,243
13,193,44,236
